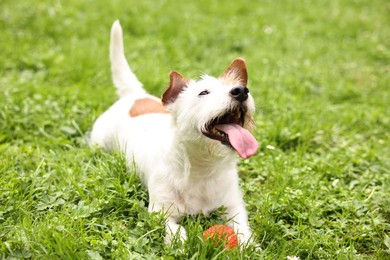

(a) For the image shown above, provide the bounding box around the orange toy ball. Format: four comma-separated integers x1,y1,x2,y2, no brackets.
203,225,238,249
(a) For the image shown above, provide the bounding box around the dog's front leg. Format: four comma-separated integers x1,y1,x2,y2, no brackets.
147,196,187,245
225,201,253,246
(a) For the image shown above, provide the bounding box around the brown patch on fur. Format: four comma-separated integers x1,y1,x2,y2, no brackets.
220,58,248,86
129,98,170,117
162,71,190,106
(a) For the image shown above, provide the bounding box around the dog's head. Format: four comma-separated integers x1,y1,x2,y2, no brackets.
162,58,258,159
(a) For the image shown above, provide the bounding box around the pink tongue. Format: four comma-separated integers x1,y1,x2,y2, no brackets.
215,124,258,159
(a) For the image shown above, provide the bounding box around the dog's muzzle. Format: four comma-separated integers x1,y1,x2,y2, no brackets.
201,102,258,159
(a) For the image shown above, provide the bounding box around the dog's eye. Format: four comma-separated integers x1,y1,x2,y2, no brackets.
198,90,209,96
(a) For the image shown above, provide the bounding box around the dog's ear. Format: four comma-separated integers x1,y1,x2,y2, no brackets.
162,71,189,106
220,58,248,86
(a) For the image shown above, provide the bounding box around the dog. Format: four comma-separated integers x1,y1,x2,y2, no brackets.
90,20,259,246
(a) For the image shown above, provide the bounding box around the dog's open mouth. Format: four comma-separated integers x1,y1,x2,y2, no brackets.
202,107,258,159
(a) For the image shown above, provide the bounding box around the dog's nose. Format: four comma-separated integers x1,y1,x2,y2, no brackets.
229,86,249,102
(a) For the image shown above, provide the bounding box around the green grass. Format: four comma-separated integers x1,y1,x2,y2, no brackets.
1,0,389,258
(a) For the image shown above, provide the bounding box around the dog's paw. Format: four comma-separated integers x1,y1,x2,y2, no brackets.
164,221,187,245
236,227,253,248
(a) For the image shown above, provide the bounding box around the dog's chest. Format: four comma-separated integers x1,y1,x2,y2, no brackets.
174,175,230,215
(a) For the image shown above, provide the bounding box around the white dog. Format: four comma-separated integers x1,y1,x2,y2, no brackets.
90,20,259,246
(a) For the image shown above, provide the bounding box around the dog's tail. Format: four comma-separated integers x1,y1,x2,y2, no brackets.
110,20,146,97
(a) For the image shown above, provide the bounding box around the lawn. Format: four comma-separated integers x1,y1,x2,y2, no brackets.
1,0,389,259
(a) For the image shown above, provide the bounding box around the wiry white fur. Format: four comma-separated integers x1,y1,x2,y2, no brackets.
90,20,255,246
